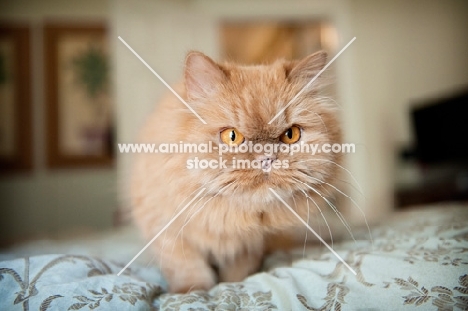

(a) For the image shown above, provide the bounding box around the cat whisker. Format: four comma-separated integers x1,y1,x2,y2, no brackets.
156,196,204,269
298,188,333,248
201,181,238,233
181,190,211,230
302,174,373,247
191,181,235,224
174,181,235,258
193,181,234,225
298,167,361,196
300,108,329,134
180,195,211,262
291,193,298,212
301,190,309,258
157,178,219,269
315,95,342,109
299,158,363,194
292,177,356,244
318,182,334,197
165,178,220,228
176,182,235,261
175,191,212,261
291,192,311,257
231,181,241,196
175,175,224,240
314,112,328,134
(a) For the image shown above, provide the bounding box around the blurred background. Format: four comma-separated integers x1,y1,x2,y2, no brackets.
0,0,467,247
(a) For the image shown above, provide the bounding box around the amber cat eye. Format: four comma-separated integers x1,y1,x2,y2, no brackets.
220,128,245,145
280,126,301,144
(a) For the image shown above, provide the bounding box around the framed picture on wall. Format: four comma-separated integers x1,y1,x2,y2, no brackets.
0,24,32,173
44,23,114,168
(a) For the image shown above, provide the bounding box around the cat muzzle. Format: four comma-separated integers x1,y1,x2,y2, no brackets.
255,155,277,172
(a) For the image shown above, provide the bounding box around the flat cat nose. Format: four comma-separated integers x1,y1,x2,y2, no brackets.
255,154,277,171
255,154,277,162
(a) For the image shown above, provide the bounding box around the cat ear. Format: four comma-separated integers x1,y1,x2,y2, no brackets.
185,51,226,99
286,51,327,86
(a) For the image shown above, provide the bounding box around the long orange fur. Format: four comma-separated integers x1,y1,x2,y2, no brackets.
131,51,341,293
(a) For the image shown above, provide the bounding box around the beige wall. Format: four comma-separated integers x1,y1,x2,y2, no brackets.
0,0,117,243
111,0,218,213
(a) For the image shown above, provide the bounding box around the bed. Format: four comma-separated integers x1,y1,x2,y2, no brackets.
1,202,467,310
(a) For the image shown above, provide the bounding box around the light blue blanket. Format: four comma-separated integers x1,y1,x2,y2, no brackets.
1,204,467,310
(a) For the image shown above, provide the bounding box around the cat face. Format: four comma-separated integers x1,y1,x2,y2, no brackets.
179,51,341,203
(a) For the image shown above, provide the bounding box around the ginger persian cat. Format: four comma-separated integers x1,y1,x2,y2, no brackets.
131,50,341,293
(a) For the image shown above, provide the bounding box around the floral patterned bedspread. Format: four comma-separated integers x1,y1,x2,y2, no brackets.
1,203,467,310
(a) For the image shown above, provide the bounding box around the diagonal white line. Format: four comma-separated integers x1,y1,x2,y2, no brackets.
268,188,357,275
117,188,206,276
118,36,207,125
268,37,356,124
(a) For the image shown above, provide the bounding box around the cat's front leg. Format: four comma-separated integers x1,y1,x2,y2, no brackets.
218,250,263,283
156,238,216,293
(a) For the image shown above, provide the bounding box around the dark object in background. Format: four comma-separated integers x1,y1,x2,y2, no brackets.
395,88,468,208
0,24,32,174
411,89,468,164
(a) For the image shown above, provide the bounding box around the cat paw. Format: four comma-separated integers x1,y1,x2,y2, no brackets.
169,275,216,293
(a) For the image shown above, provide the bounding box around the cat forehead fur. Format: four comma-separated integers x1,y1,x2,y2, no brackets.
183,51,334,140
